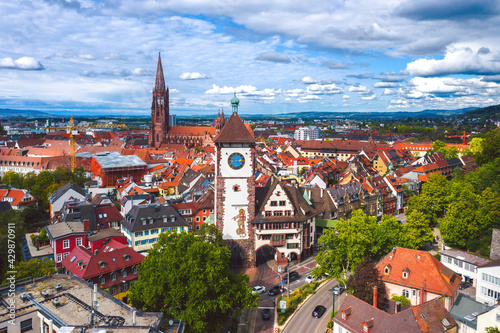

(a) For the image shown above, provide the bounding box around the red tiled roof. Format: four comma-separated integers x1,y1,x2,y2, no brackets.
61,239,143,280
214,113,255,143
376,247,461,297
167,126,216,136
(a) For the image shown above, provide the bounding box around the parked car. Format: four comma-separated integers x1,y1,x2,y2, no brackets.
333,285,344,295
281,271,300,284
252,286,266,294
268,285,286,296
262,309,270,320
312,305,327,318
459,281,472,290
305,275,316,283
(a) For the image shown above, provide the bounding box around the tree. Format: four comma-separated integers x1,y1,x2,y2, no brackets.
347,257,386,309
315,210,379,288
406,173,449,225
0,210,26,281
3,259,57,283
486,327,500,333
128,224,257,333
427,140,459,159
1,170,23,188
476,128,500,166
402,211,434,249
373,215,403,260
390,294,411,307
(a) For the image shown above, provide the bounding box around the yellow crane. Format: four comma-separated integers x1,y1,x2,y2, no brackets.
45,115,127,171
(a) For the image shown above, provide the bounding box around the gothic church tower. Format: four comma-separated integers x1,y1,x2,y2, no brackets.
149,53,169,148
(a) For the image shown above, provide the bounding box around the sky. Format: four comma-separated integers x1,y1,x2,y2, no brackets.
1,0,500,116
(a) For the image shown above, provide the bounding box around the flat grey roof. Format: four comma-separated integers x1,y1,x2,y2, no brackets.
94,152,146,170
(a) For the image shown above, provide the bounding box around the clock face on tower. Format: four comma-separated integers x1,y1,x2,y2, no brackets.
228,152,245,170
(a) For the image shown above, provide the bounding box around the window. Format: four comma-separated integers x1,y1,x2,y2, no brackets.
412,289,416,297
403,271,408,278
203,216,206,221
0,327,7,333
270,201,278,206
122,282,128,292
273,211,283,217
70,255,77,263
111,286,117,295
279,201,286,206
402,289,409,298
57,254,62,262
144,230,149,236
133,266,138,274
21,319,32,333
76,238,82,246
63,252,69,259
210,209,213,213
287,243,298,249
111,272,116,281
196,225,200,230
196,216,200,222
203,210,207,214
141,240,146,245
122,270,128,278
63,240,70,249
100,276,105,284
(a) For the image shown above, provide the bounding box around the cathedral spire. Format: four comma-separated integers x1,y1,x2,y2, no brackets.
155,52,166,92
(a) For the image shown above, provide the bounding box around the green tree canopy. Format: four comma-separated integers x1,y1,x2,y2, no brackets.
3,259,57,283
476,128,500,166
406,173,449,225
402,211,434,249
315,210,381,287
1,170,23,188
128,224,258,333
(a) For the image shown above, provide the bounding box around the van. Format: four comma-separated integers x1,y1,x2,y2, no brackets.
281,271,299,284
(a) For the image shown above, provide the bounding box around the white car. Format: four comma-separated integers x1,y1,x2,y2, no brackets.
252,286,266,294
305,275,316,283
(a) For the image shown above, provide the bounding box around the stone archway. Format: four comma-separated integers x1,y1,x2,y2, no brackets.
255,244,276,267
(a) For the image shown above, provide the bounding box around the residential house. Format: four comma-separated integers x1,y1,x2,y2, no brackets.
0,188,37,210
45,220,91,267
61,239,143,302
333,294,457,333
376,247,461,311
476,260,500,304
49,182,87,218
439,249,491,286
120,204,190,253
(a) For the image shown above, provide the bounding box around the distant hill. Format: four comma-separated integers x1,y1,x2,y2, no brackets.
0,108,50,118
460,104,500,120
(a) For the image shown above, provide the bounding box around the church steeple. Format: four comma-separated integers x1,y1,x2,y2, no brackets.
154,52,166,92
149,52,170,148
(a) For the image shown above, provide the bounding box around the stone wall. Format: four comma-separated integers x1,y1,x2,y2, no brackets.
490,228,500,260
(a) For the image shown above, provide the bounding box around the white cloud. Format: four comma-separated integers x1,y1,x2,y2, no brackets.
405,47,500,76
0,57,44,70
179,72,210,80
383,88,394,95
342,94,350,99
349,85,369,92
373,82,399,88
361,94,376,100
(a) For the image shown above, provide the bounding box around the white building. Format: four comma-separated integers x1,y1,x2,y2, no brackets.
294,126,321,140
476,260,500,304
439,249,491,286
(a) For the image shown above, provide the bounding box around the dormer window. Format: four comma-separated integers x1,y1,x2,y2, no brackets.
99,261,106,268
384,264,391,275
402,268,410,279
233,185,240,192
163,215,168,223
170,215,175,222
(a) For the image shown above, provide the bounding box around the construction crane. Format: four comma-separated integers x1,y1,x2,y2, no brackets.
45,115,127,171
445,131,471,145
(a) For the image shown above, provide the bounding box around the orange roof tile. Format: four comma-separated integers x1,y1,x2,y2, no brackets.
376,247,460,297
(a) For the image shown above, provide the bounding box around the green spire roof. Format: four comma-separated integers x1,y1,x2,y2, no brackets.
230,92,239,105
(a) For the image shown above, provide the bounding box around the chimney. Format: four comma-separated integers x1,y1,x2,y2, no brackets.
94,249,99,255
419,287,425,304
83,219,89,232
373,285,378,308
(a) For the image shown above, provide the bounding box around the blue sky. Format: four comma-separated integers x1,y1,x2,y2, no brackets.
1,0,500,116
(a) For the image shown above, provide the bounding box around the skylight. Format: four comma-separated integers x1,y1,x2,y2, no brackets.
69,256,77,263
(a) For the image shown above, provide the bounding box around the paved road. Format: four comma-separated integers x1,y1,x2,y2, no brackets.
250,255,319,333
282,279,346,333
